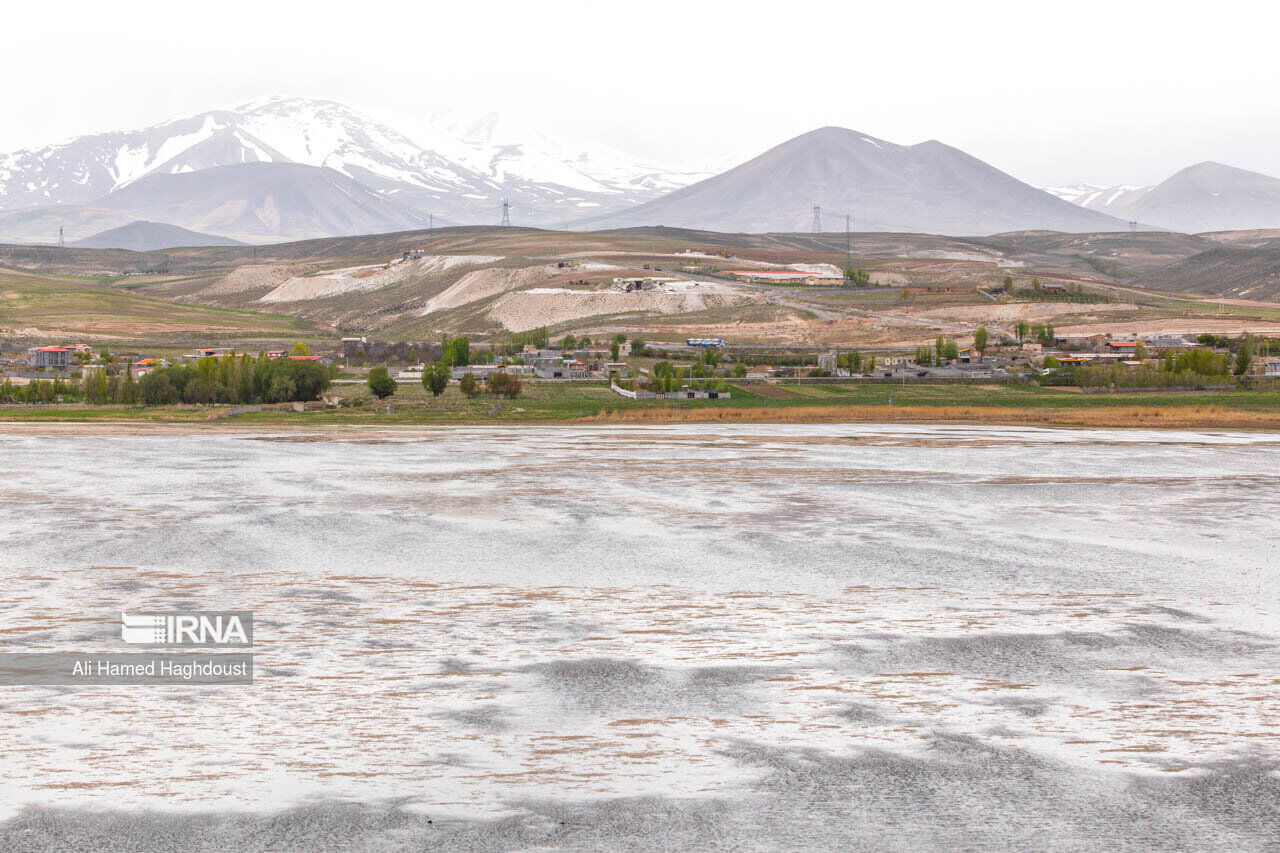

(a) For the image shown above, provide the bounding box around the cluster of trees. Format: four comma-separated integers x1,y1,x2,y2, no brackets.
845,268,872,286
842,351,874,373
441,336,471,367
1013,321,1055,345
1072,347,1235,389
451,369,521,399
137,356,332,405
1006,277,1109,304
0,377,82,404
499,327,549,354
366,362,524,400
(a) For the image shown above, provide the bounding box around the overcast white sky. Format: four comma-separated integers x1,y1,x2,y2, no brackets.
3,0,1278,187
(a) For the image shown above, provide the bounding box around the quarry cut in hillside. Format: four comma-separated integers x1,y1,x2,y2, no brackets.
487,279,753,332
418,264,563,315
259,254,504,303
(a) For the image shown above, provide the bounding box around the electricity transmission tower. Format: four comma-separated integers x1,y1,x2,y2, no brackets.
1129,220,1137,233
58,226,64,248
500,199,511,227
811,205,822,233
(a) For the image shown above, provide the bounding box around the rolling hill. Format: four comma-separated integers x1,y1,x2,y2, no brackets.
1122,162,1280,233
70,221,244,251
578,127,1131,235
89,162,431,242
1045,162,1280,233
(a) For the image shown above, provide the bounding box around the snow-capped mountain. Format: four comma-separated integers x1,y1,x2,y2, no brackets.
1043,163,1280,232
1041,183,1151,214
0,97,708,234
418,110,714,199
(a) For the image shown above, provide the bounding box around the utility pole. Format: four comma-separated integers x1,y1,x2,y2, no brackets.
811,205,822,233
500,199,511,227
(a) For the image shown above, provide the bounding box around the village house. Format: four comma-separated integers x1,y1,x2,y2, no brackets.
341,337,367,359
31,346,70,370
1105,339,1140,355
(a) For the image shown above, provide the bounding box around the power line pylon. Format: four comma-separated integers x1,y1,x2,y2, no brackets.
501,199,511,227
58,226,64,248
1129,220,1137,233
811,205,822,233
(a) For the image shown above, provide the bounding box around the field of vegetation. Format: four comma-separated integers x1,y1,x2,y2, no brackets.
0,269,322,341
3,379,1278,430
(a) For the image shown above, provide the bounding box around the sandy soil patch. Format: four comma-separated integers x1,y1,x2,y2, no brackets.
261,255,503,304
1058,318,1280,336
202,264,317,298
488,288,753,332
907,302,1140,324
420,265,562,315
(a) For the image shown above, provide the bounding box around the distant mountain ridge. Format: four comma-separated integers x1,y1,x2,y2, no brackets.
90,162,430,242
0,97,708,234
578,127,1130,235
1044,162,1280,232
69,220,244,251
5,98,1278,240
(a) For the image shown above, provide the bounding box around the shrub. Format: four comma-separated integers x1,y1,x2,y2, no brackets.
423,361,450,396
367,365,396,398
486,371,522,398
459,372,479,398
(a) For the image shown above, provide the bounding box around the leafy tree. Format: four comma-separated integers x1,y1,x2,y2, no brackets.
733,363,748,378
974,326,989,355
119,363,137,405
1002,275,1013,290
1134,340,1147,361
368,365,396,398
1235,335,1254,375
290,342,311,356
423,361,450,396
610,338,621,362
1015,321,1030,343
459,372,479,398
630,338,645,357
560,333,577,350
443,336,470,367
486,371,522,398
845,268,871,286
138,372,178,405
267,373,297,403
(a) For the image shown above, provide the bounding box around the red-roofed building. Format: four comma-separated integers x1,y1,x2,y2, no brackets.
32,347,70,369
